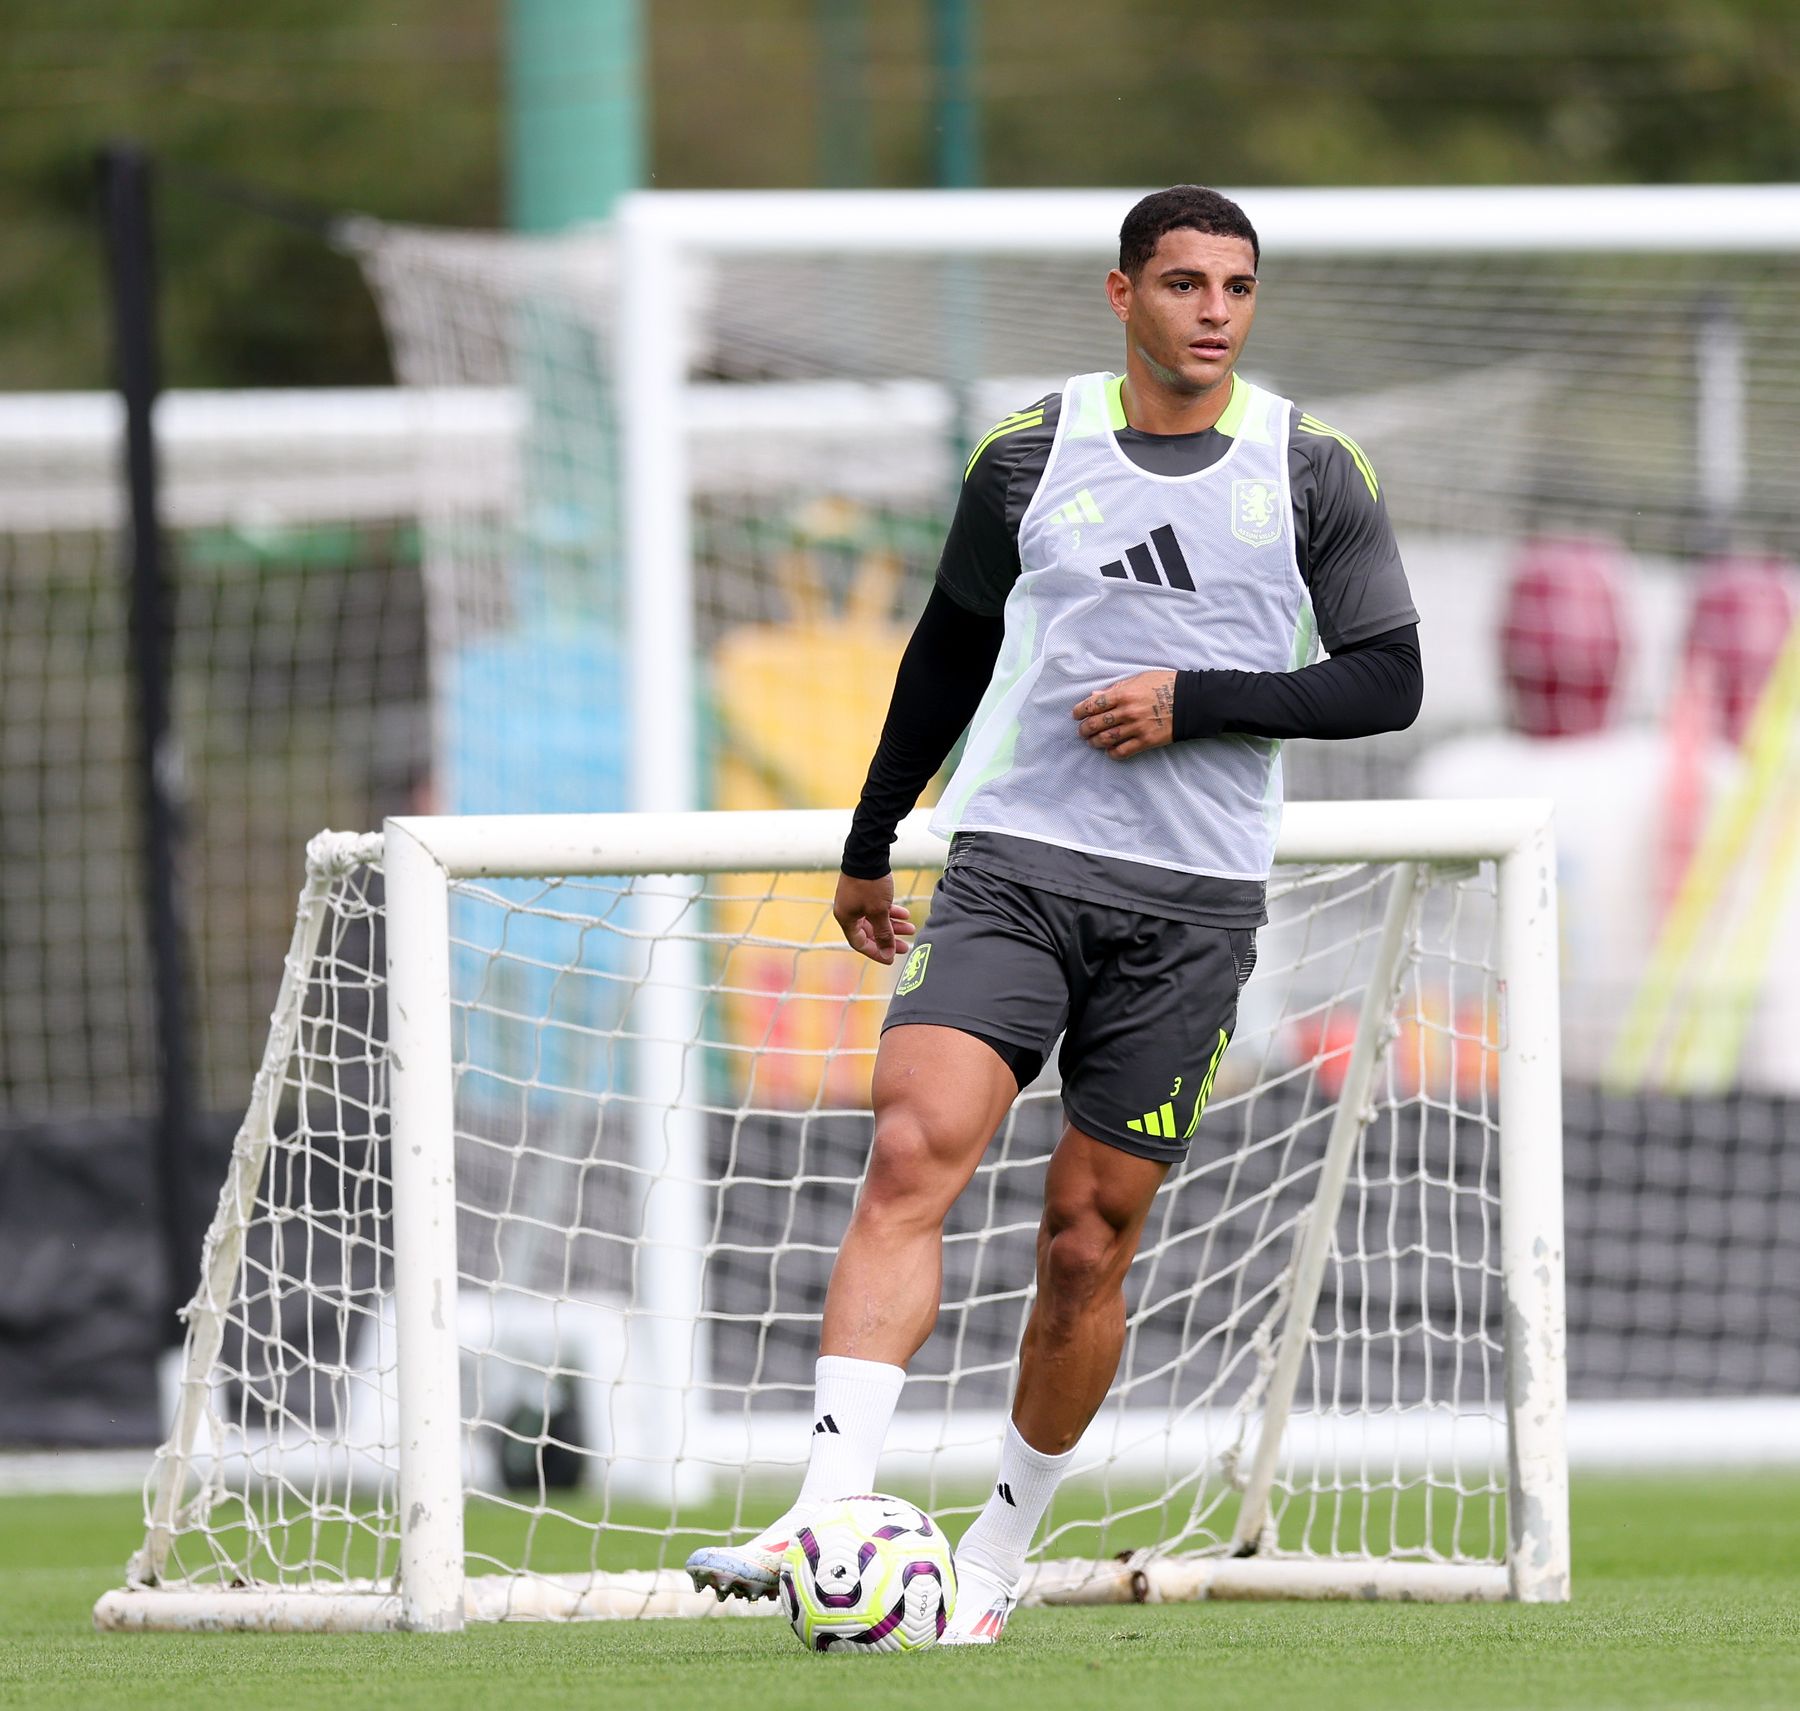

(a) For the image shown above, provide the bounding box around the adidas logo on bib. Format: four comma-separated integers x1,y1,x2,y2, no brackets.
1052,488,1104,528
1098,523,1194,590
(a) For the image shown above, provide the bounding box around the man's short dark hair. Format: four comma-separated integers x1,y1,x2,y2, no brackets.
1119,186,1260,278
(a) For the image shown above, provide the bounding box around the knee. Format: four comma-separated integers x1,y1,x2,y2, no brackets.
1040,1217,1126,1313
857,1117,950,1225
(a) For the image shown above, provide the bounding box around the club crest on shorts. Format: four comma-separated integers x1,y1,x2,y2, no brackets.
896,941,932,995
1231,478,1282,546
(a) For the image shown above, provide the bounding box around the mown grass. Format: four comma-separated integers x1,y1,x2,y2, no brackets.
2,1474,1797,1710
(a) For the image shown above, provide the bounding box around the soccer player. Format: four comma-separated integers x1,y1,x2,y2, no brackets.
686,185,1423,1642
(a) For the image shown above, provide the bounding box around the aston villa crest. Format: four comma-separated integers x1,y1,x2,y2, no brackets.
1231,478,1282,547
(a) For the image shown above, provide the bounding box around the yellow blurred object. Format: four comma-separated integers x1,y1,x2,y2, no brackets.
1608,608,1800,1092
709,531,935,1110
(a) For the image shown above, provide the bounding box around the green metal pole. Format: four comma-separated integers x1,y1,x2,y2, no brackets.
817,0,873,188
471,1,645,824
931,0,983,469
931,0,981,189
507,0,644,228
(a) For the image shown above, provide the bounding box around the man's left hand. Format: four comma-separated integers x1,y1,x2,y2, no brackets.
1072,670,1177,759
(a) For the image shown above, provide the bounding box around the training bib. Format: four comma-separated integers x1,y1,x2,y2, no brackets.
932,371,1314,879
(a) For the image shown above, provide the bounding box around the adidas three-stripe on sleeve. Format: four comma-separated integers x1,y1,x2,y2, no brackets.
935,389,1419,652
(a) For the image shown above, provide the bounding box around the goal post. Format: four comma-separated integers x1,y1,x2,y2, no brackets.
605,183,1800,870
95,796,1565,1634
383,818,467,1631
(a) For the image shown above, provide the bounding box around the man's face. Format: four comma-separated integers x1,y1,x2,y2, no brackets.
1107,228,1259,396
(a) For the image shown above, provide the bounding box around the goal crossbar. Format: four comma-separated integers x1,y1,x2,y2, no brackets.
383,797,1558,877
613,184,1800,256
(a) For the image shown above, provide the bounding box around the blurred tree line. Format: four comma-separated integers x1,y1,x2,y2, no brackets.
4,0,1795,390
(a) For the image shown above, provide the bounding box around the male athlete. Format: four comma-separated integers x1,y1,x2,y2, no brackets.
687,186,1423,1642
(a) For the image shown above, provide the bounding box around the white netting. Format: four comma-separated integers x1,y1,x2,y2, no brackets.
343,202,1800,1421
123,824,1514,1619
10,203,1798,1460
0,392,429,1126
352,215,1800,819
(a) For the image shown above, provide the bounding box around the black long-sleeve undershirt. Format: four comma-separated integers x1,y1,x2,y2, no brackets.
842,588,1422,879
1173,624,1423,741
844,586,1003,878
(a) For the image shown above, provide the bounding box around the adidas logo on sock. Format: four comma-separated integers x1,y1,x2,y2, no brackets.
812,1414,840,1436
996,1481,1016,1506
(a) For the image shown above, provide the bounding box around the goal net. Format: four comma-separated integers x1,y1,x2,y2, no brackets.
340,186,1800,1446
0,390,432,1132
95,799,1565,1632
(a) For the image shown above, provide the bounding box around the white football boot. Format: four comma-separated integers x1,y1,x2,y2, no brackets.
684,1516,797,1602
938,1561,1019,1646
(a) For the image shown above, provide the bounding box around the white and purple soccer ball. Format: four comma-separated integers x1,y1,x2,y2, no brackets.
778,1494,956,1652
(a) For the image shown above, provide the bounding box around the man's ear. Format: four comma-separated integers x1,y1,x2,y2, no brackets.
1104,267,1133,326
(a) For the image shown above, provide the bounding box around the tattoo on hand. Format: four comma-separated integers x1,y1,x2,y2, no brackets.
1152,682,1174,730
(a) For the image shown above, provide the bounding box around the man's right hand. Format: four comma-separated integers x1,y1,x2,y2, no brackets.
833,872,917,965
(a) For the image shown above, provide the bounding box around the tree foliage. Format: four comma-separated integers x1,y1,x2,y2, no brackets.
5,0,1795,388
3,1,500,389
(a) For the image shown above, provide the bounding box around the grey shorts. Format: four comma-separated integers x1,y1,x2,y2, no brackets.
882,861,1255,1164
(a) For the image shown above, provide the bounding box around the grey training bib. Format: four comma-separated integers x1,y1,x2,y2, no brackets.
932,371,1315,880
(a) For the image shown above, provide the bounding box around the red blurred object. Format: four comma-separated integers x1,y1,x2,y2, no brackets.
1682,554,1800,747
1656,648,1712,913
1499,537,1628,739
1285,999,1496,1102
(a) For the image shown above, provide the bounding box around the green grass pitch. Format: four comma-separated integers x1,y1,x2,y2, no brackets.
2,1475,1797,1710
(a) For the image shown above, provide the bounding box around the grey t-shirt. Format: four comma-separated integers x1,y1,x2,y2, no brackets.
937,389,1418,926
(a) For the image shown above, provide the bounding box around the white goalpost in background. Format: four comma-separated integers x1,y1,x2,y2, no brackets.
611,184,1800,844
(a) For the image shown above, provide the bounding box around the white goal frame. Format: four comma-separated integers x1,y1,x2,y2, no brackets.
614,183,1800,828
97,797,1564,1632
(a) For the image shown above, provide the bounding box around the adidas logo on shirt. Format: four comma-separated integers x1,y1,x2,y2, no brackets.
1099,523,1195,590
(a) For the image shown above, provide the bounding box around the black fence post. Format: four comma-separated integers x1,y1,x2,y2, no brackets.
98,141,198,1336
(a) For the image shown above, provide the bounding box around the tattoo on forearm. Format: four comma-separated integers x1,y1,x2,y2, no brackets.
1152,681,1174,730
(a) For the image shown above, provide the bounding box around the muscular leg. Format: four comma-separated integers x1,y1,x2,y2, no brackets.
819,1022,1020,1364
943,1122,1169,1637
1012,1124,1170,1451
686,1021,1018,1600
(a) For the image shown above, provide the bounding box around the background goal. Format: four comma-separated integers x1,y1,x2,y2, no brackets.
9,188,1798,1454
340,186,1800,1455
95,798,1564,1632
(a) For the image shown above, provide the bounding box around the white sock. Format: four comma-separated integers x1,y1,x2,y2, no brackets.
953,1420,1078,1593
757,1355,905,1542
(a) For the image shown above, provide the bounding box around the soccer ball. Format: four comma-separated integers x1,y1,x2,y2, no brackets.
778,1494,956,1652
